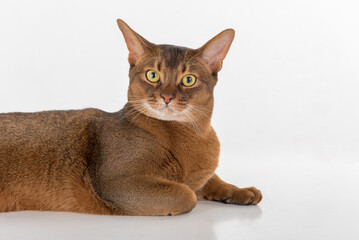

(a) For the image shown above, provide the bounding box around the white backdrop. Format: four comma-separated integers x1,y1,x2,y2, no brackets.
1,0,358,165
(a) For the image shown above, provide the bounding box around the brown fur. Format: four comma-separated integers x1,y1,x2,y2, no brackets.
0,20,262,216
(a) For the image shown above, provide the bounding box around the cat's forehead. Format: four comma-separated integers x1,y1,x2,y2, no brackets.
157,44,192,69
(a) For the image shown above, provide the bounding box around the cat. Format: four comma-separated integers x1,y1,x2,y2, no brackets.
0,19,262,216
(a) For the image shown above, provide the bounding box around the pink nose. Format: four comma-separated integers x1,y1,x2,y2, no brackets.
161,93,175,104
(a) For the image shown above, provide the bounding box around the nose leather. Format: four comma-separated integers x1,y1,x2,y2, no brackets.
161,93,175,104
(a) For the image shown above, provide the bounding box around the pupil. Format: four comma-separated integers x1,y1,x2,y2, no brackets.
186,77,192,83
151,72,156,79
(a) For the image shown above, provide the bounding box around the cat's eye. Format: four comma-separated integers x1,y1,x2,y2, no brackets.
182,74,196,87
146,70,160,83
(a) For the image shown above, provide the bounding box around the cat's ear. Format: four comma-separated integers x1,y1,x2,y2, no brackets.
197,29,235,73
116,19,154,65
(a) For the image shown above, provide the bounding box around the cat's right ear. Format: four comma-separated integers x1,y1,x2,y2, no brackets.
116,19,153,65
197,28,235,73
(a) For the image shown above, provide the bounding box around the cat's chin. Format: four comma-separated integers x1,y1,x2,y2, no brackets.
145,105,188,122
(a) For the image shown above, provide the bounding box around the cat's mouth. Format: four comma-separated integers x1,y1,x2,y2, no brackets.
157,105,175,112
147,102,186,121
125,99,185,122
128,99,196,122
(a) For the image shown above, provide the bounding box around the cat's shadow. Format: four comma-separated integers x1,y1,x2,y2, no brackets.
194,200,263,220
0,202,262,240
158,201,263,240
113,201,263,239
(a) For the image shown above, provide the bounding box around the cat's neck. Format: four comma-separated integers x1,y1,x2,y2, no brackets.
121,103,213,137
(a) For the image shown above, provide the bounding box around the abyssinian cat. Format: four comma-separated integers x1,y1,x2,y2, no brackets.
0,19,262,216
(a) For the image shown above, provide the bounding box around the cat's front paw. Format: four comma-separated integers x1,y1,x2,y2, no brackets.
226,187,262,205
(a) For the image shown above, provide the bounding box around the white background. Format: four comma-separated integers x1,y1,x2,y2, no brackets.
0,0,359,239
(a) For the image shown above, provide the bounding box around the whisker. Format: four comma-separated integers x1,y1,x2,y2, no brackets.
129,106,148,124
182,109,200,133
119,103,150,121
187,105,212,120
188,103,212,113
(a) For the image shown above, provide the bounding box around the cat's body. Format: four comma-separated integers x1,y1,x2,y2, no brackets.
0,20,262,215
0,109,110,213
0,106,219,215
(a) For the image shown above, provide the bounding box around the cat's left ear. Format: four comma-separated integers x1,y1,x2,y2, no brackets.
197,29,235,73
116,19,154,65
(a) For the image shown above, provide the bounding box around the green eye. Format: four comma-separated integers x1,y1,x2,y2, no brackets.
182,74,196,87
146,70,160,83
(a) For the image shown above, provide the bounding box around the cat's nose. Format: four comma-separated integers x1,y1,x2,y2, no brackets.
161,93,175,104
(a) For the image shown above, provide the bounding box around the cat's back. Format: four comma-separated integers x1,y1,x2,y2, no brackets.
0,108,104,134
0,108,114,213
0,108,111,165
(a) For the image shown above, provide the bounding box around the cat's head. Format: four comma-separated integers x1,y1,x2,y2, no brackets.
117,19,234,123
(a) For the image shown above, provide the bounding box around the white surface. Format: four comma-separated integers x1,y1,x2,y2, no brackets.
0,0,359,239
0,160,358,240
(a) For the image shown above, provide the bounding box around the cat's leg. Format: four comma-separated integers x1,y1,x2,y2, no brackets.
100,175,197,216
196,174,262,205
